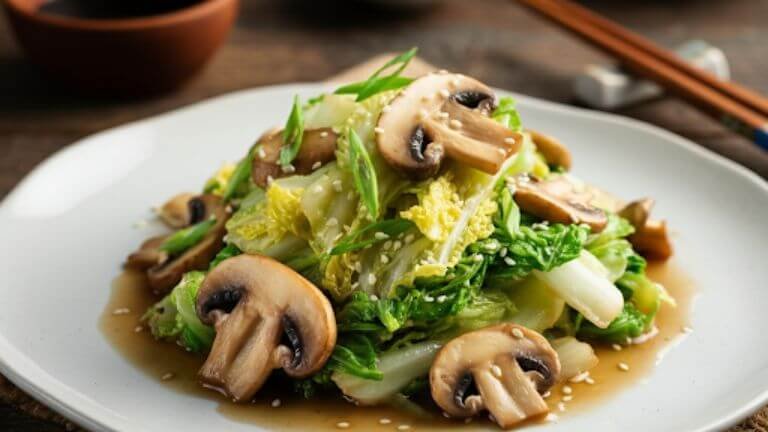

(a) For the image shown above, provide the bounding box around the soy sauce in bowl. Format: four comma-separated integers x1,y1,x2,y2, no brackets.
38,0,202,19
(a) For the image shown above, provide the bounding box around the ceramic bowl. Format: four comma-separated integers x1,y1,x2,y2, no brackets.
2,0,238,96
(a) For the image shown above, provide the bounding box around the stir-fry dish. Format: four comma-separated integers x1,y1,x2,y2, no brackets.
125,49,675,429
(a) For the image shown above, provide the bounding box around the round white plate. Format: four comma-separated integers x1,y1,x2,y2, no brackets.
0,83,766,432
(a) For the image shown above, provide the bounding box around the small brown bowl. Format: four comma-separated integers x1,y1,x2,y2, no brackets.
2,0,238,96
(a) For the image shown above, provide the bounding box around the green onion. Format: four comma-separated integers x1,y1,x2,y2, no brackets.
160,218,217,256
279,95,305,166
347,128,379,219
334,48,418,102
222,148,254,202
330,218,414,256
492,96,522,132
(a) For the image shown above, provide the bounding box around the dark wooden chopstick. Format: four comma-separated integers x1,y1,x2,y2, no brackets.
517,0,768,150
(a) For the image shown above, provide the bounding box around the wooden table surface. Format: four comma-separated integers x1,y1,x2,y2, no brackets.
1,0,767,430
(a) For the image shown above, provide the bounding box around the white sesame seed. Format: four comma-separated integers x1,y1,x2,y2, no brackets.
491,364,503,378
379,418,391,425
424,295,434,302
404,234,415,243
618,362,630,372
332,179,343,192
562,395,573,402
312,184,324,193
354,262,362,273
374,232,389,240
393,240,402,251
112,308,131,316
320,131,329,138
585,377,595,385
336,421,350,429
442,411,451,418
368,274,377,285
383,240,392,250
382,105,392,113
326,217,339,227
557,402,566,412
497,148,507,156
473,254,483,262
281,164,295,174
612,343,623,351
499,247,508,257
374,127,385,134
568,371,590,383
439,89,450,98
545,413,559,422
312,161,323,170
266,175,274,185
511,328,525,339
271,398,281,408
257,147,267,159
397,425,410,431
504,257,516,266
161,372,175,381
504,137,517,145
562,385,573,395
351,282,360,290
436,295,447,303
369,294,378,301
682,326,693,333
449,119,463,129
380,255,389,264
134,325,144,333
542,390,551,399
438,111,449,119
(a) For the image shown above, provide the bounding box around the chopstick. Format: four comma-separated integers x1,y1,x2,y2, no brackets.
516,0,768,150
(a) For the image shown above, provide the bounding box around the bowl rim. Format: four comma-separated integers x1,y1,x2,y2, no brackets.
4,0,236,31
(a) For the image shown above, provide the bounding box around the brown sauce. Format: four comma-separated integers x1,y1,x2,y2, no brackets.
100,262,694,431
38,0,202,20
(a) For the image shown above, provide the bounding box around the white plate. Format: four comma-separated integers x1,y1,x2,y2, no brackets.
1,83,767,432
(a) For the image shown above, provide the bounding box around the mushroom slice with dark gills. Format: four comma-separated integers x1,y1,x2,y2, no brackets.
251,127,338,188
157,192,205,228
195,254,336,402
126,194,229,294
376,73,522,180
512,175,608,232
526,129,572,170
430,324,560,429
620,198,673,260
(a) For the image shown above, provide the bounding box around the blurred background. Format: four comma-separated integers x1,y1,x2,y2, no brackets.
0,0,767,428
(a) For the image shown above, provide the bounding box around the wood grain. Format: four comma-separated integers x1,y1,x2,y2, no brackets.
1,0,768,430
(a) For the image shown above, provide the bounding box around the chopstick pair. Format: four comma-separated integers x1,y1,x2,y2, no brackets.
517,0,768,150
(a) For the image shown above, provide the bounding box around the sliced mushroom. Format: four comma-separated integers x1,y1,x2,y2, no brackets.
196,254,336,402
376,73,522,179
125,236,168,270
157,192,202,228
513,175,608,232
619,198,673,260
527,129,572,170
252,127,338,188
146,194,229,294
430,324,560,428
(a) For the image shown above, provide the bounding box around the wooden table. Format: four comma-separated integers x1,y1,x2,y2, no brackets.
1,0,767,430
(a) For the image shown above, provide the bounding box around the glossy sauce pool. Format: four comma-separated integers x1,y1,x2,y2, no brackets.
100,262,694,431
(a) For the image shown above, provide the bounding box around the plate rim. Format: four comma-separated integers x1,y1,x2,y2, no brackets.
1,82,766,432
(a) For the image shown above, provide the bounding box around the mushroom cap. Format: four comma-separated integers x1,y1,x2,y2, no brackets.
376,73,521,180
619,197,654,229
125,236,168,270
619,198,673,260
527,129,572,170
147,194,229,294
513,175,608,232
430,323,560,429
195,254,336,402
157,192,199,228
252,127,338,188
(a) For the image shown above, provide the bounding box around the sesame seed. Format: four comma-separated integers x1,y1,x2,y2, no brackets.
473,254,483,262
112,308,131,316
612,343,623,351
313,184,324,193
585,377,595,385
562,385,573,395
354,262,362,273
326,218,339,227
439,89,450,98
392,240,402,251
397,425,411,431
351,282,360,290
134,325,144,333
379,418,391,425
504,257,516,266
491,364,503,378
382,105,392,113
499,247,508,257
436,295,447,303
383,240,392,250
369,294,378,301
542,390,551,399
161,372,175,381
438,111,449,119
449,119,463,129
380,255,389,264
557,402,566,412
568,371,590,383
404,234,415,243
438,69,449,74
618,362,630,371
442,411,451,418
368,274,377,285
511,328,525,339
320,131,329,138
281,164,295,174
374,127,385,134
497,148,507,156
271,398,281,408
332,179,343,192
257,147,267,159
424,295,435,302
266,175,274,185
312,161,323,170
504,137,517,145
563,395,573,402
336,421,350,429
545,413,559,422
682,326,693,333
374,232,389,240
